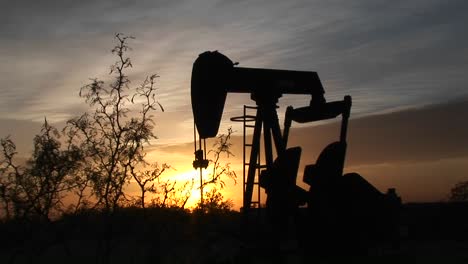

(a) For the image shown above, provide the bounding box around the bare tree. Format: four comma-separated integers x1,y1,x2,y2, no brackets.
65,34,164,212
197,128,237,211
146,177,194,209
131,162,170,208
159,179,177,208
0,136,26,220
61,34,167,264
201,127,236,190
174,179,195,209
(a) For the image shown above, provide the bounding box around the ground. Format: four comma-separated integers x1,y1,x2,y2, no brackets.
1,204,468,264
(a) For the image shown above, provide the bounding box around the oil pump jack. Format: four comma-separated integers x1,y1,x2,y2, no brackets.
191,50,326,209
191,51,399,247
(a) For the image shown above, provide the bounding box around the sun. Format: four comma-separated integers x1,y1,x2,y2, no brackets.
163,168,210,209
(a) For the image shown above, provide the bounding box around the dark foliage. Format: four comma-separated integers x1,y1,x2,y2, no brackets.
449,180,468,202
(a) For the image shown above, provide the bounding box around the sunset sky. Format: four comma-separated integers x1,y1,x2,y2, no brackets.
1,0,467,209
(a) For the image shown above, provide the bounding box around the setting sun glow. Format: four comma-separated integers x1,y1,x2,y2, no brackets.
159,168,219,209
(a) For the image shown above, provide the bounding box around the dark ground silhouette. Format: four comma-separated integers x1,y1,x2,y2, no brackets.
1,203,468,264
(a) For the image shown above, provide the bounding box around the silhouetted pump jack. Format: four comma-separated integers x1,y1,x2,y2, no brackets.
190,51,400,249
191,51,326,210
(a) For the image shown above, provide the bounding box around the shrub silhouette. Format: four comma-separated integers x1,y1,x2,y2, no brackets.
449,180,468,202
0,120,81,221
197,127,236,212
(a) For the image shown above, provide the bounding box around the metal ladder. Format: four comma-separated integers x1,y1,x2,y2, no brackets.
232,105,265,210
